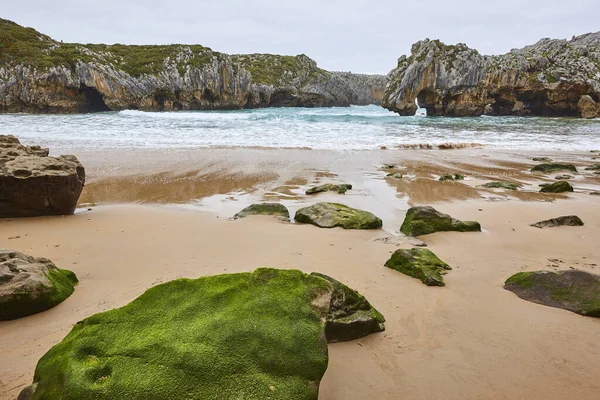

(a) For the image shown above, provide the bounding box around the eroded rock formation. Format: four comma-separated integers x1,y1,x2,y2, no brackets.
382,33,600,117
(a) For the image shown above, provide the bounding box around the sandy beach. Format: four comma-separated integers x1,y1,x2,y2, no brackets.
1,147,600,399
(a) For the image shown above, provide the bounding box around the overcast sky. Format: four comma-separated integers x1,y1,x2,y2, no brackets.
4,1,600,73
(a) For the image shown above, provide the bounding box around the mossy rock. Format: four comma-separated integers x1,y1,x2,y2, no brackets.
384,248,452,286
555,175,573,180
294,203,382,230
0,249,78,321
539,181,574,193
19,268,385,400
305,183,352,195
530,215,583,229
312,273,385,343
439,173,465,181
400,206,481,236
504,270,600,317
585,163,600,171
233,203,290,221
531,163,577,174
479,181,519,190
386,172,403,179
532,157,553,162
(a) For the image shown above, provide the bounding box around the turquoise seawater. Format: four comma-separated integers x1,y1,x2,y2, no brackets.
1,105,599,151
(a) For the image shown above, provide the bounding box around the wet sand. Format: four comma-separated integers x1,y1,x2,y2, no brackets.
1,147,600,399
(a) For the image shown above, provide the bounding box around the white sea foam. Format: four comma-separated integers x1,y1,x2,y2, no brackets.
1,105,599,151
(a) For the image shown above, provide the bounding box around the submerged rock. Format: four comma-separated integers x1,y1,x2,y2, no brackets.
295,203,382,230
400,206,481,236
305,183,352,195
381,34,600,118
18,268,384,399
540,181,574,193
504,270,600,317
479,181,519,190
555,174,574,180
0,135,85,217
439,173,465,181
233,203,290,221
0,249,78,320
530,215,584,228
531,163,578,174
384,248,452,286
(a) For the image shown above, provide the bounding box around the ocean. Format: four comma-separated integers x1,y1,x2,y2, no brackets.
1,105,599,151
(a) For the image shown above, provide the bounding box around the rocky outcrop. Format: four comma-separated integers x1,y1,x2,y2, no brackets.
305,183,352,195
233,203,290,221
0,19,385,113
384,248,452,286
539,181,574,193
295,202,382,229
0,249,78,320
19,268,384,399
531,163,577,174
479,181,520,190
504,270,600,317
382,33,600,117
0,135,85,217
400,206,481,236
530,215,584,228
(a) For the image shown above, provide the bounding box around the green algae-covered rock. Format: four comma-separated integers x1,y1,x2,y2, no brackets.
313,273,385,343
233,203,290,221
19,268,385,400
0,249,78,321
386,172,403,179
439,173,465,181
531,163,577,174
585,163,600,171
479,181,519,190
295,203,382,230
305,183,352,195
539,180,574,193
504,270,600,317
400,206,481,236
384,248,452,286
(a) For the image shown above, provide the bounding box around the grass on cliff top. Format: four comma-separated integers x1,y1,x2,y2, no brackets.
0,18,215,76
29,268,331,400
232,53,327,86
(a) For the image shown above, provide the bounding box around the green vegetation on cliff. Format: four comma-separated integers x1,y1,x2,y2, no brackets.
232,53,327,86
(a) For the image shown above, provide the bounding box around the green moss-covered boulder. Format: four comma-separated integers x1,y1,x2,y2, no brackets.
539,181,574,193
305,183,352,195
19,268,385,400
313,273,385,343
386,172,403,179
479,181,519,190
585,163,600,171
384,248,452,286
400,206,481,236
0,249,78,321
531,163,577,174
294,203,382,230
530,215,584,229
233,203,290,221
504,270,600,317
439,173,465,181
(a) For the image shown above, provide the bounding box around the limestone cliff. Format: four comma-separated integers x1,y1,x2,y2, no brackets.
382,34,600,118
0,19,385,113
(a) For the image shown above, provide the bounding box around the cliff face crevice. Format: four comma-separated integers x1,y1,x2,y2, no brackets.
382,34,600,118
0,19,385,113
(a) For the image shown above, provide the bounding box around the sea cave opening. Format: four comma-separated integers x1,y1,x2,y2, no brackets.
416,89,436,115
79,86,110,113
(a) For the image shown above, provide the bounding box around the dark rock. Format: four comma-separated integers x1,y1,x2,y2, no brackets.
555,174,573,180
295,202,382,229
479,181,519,190
530,215,584,228
585,163,600,171
0,248,78,320
540,181,574,193
386,172,403,179
233,203,290,221
504,270,600,317
439,173,465,181
18,268,384,399
531,163,577,174
532,157,553,162
400,206,481,236
305,183,352,195
0,135,85,217
384,248,452,286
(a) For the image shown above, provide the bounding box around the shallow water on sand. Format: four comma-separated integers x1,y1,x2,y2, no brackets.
1,105,600,151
